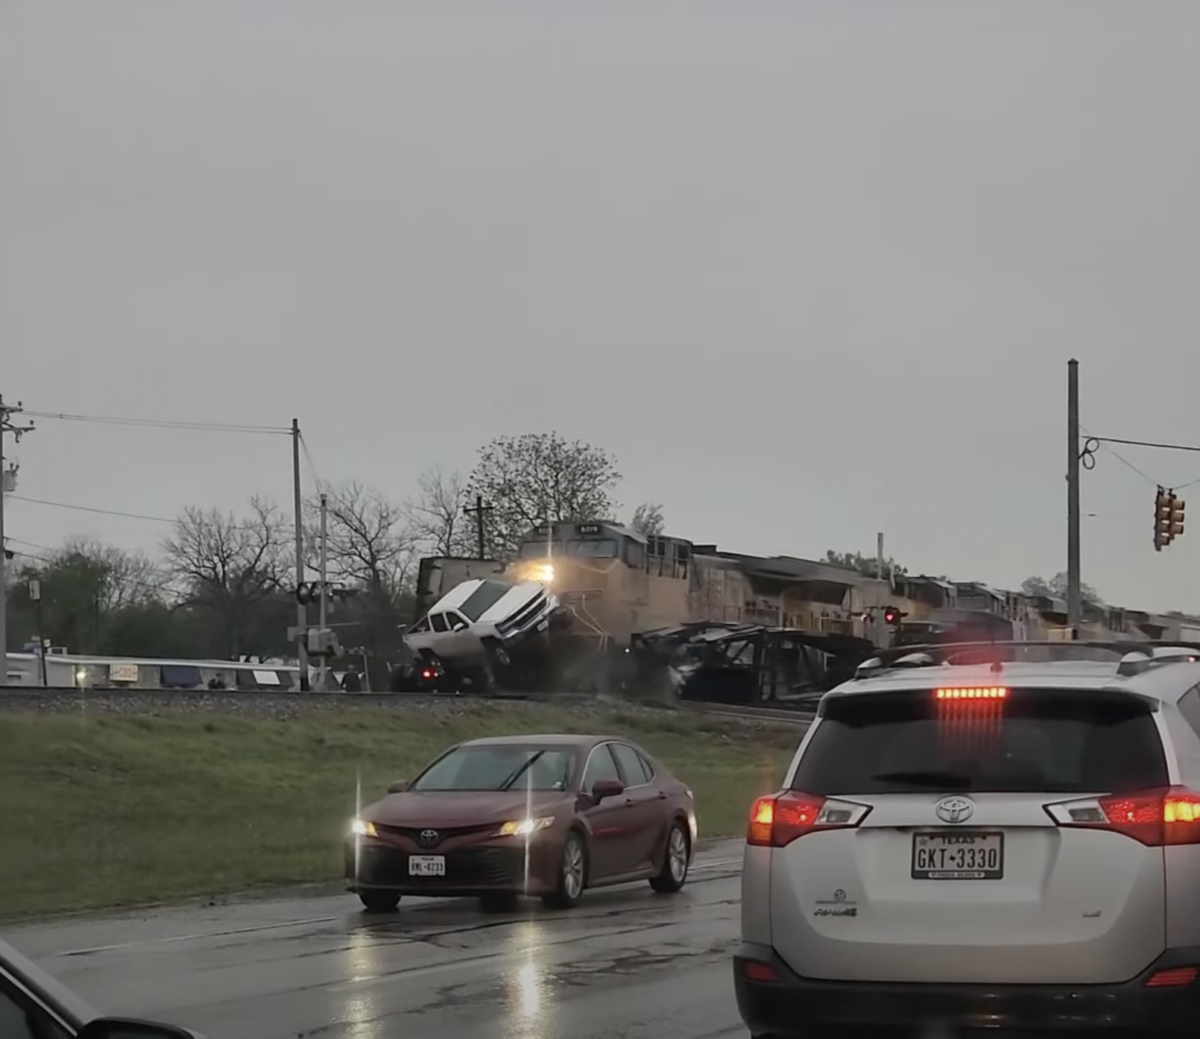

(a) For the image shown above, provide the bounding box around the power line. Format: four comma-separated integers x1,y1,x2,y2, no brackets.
298,432,326,492
1090,435,1200,454
26,410,292,435
1080,425,1200,491
10,495,177,524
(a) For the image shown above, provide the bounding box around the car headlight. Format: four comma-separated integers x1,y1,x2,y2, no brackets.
497,817,554,837
351,819,378,837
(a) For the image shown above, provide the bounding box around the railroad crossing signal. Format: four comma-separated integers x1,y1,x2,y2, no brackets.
1154,487,1186,551
295,581,360,604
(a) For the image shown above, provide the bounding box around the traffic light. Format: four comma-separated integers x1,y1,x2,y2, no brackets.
883,606,905,626
1169,493,1186,542
1155,488,1173,551
1155,488,1186,551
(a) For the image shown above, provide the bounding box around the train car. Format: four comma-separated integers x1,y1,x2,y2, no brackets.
2,652,349,691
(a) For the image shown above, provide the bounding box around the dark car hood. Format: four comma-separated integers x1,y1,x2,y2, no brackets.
365,789,571,826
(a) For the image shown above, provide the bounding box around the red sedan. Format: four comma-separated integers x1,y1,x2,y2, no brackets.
345,733,698,912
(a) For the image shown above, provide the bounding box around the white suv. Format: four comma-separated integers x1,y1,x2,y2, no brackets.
735,642,1200,1037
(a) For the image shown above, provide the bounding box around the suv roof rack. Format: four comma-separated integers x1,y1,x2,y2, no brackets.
852,640,1200,681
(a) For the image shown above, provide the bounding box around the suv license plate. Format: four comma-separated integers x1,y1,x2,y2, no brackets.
912,832,1003,880
409,855,446,877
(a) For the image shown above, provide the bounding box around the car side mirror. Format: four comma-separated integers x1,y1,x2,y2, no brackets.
452,622,468,632
387,779,409,794
77,1018,201,1039
592,778,625,801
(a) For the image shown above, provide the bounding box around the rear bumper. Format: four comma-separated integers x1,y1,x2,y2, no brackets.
345,839,555,897
733,942,1200,1036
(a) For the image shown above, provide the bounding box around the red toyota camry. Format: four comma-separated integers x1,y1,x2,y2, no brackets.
345,733,698,912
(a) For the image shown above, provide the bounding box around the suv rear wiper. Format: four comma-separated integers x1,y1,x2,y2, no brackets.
497,750,546,791
870,769,974,789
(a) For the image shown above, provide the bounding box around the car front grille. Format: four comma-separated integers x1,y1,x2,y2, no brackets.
352,844,527,889
374,822,497,847
496,592,548,635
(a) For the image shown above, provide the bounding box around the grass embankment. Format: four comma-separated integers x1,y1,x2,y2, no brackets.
0,704,797,918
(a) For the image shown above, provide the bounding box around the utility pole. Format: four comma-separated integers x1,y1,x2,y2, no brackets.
1066,360,1082,633
874,531,888,649
316,492,328,691
291,418,310,690
0,397,35,686
463,494,494,559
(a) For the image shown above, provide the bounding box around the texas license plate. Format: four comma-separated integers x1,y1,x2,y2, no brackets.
911,832,1003,880
408,855,446,877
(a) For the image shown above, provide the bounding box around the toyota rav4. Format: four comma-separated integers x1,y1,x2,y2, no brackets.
734,642,1200,1037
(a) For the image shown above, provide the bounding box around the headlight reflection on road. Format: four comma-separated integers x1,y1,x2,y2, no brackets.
501,925,555,1036
517,958,540,1017
338,929,384,1036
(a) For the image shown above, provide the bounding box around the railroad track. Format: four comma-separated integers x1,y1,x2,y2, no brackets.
0,685,817,725
677,700,816,725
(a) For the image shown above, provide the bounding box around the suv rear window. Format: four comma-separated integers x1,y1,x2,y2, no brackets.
791,690,1168,795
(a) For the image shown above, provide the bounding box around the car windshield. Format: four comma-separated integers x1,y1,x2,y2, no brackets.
454,580,513,621
792,689,1169,795
410,745,575,792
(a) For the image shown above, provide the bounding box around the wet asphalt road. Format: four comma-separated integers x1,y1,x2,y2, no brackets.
8,840,748,1039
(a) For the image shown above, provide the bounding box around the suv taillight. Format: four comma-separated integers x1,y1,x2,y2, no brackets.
1045,786,1200,846
746,791,871,847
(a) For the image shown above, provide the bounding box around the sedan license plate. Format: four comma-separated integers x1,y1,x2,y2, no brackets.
408,855,445,877
912,832,1003,880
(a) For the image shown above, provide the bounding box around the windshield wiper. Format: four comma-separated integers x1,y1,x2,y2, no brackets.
870,769,974,790
497,750,546,791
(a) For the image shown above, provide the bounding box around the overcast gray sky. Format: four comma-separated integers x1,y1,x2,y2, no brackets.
3,0,1198,614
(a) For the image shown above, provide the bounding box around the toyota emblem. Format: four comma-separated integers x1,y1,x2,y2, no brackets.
934,796,974,824
418,829,440,847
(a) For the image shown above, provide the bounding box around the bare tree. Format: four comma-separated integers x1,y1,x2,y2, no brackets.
162,497,288,655
1021,572,1102,605
53,538,167,611
629,502,666,536
466,432,622,559
308,481,413,596
403,466,475,557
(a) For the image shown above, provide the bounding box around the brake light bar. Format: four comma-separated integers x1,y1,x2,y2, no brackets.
936,687,1008,700
1045,786,1200,847
747,791,871,847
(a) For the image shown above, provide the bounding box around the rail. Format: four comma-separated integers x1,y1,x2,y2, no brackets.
677,701,816,725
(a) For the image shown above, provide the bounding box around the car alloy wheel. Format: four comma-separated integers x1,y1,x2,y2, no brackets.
650,822,690,894
668,826,688,882
563,836,585,899
544,832,586,909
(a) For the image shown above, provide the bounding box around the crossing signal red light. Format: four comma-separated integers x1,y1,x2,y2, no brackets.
883,606,902,625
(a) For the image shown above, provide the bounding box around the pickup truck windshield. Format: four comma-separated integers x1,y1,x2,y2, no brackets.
457,580,512,621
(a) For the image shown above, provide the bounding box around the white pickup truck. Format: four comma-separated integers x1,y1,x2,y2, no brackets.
403,578,560,679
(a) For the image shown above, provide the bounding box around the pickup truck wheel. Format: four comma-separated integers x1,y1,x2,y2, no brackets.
483,639,511,669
